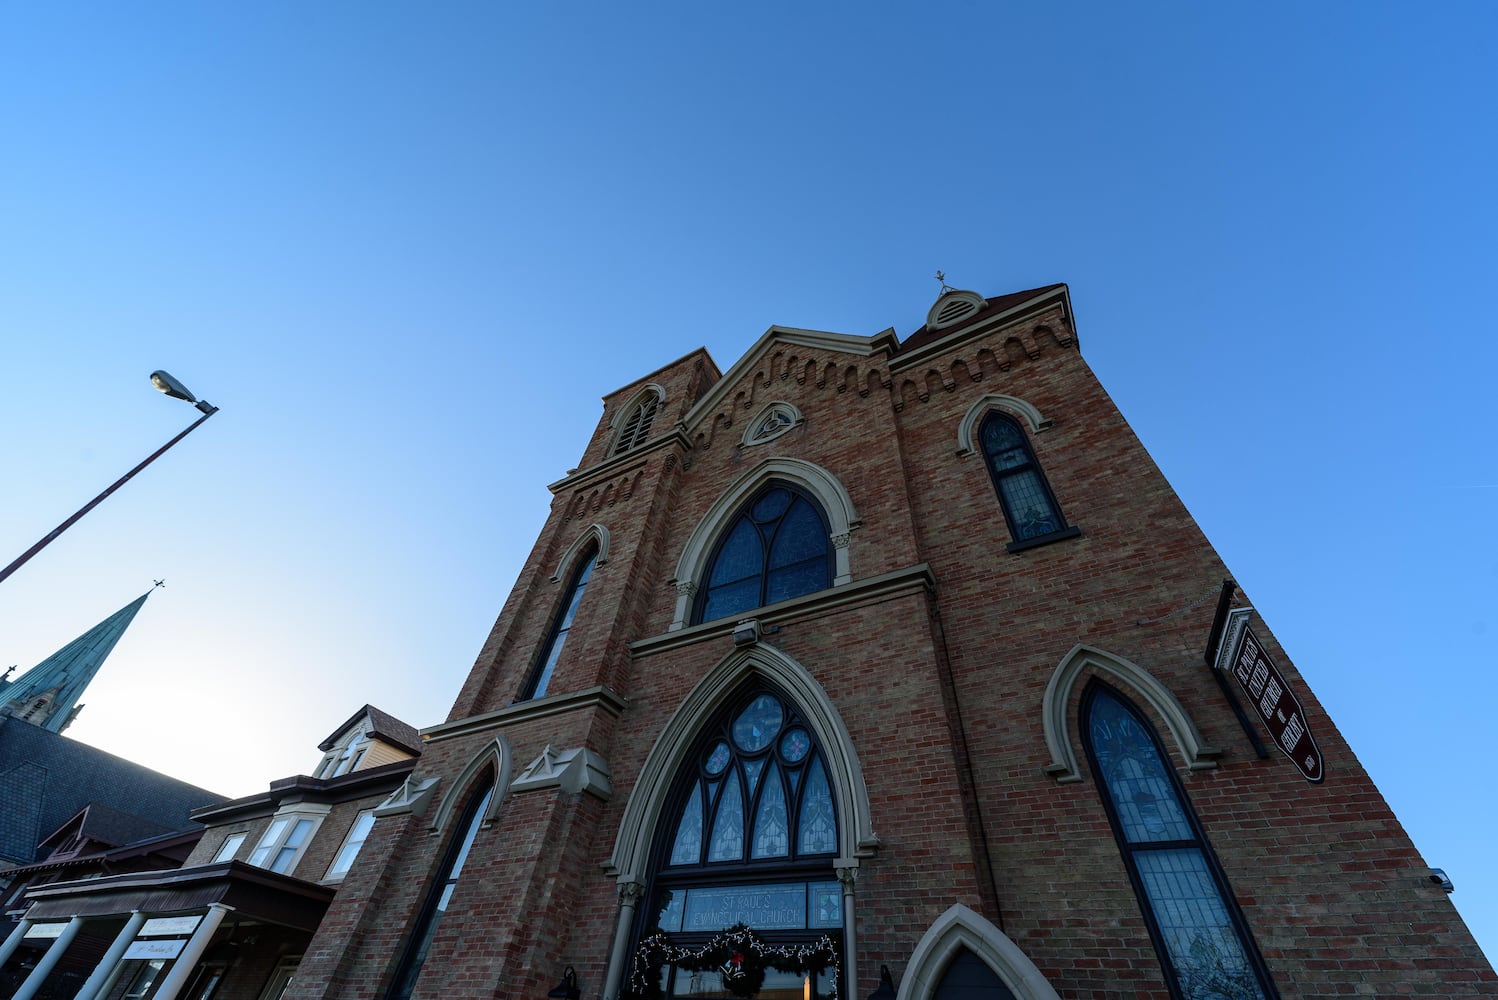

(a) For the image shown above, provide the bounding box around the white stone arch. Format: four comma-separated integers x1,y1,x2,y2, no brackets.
609,383,666,455
1041,644,1220,784
551,522,610,582
428,736,513,831
605,642,876,884
899,904,1061,1000
955,393,1052,456
669,457,860,630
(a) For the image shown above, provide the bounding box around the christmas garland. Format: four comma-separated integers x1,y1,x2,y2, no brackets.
628,924,840,1000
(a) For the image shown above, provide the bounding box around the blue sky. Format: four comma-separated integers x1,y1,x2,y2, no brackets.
3,0,1495,961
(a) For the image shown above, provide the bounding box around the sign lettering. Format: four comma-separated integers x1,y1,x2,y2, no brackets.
1224,623,1324,782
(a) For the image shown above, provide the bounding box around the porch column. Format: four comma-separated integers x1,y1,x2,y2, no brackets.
0,917,34,966
75,910,149,1000
836,863,859,1000
11,915,86,1000
153,903,233,1000
602,881,645,1000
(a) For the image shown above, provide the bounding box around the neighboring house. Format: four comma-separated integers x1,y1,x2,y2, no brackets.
0,706,420,1000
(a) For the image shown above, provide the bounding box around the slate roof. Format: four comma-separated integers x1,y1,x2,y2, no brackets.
37,802,181,856
0,716,226,867
318,704,422,756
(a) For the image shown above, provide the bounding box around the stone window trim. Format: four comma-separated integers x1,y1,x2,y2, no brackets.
955,393,1053,457
669,457,859,632
901,904,1063,1000
609,384,666,457
247,803,331,876
324,809,378,882
741,401,804,447
1041,644,1221,784
551,523,610,583
427,736,511,833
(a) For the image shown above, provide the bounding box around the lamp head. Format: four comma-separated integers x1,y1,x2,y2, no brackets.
150,370,198,403
547,966,580,1000
867,965,897,1000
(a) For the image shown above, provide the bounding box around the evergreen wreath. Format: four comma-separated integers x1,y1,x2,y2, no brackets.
628,924,840,1000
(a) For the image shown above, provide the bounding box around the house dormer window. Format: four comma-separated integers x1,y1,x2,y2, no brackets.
316,725,371,778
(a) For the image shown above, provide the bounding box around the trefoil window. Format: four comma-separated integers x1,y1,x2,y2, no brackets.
1083,683,1276,1000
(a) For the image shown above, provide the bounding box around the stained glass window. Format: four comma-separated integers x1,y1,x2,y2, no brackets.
697,484,832,624
979,412,1071,547
389,776,496,1000
522,546,597,701
1084,685,1274,1000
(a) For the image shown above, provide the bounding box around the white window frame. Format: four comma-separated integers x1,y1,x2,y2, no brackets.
314,725,370,778
324,810,377,881
211,831,247,863
247,804,329,875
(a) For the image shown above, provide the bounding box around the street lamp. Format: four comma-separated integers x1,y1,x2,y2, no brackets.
0,370,220,586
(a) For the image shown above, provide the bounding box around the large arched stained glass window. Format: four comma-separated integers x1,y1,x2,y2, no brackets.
979,412,1074,550
639,686,841,998
694,484,832,624
388,774,496,1000
1082,684,1276,1000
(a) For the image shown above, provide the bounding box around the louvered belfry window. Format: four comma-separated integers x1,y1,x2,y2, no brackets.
613,394,659,455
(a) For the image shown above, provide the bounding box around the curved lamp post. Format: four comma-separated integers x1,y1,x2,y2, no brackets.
0,370,219,586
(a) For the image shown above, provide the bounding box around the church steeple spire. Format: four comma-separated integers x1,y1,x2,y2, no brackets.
0,589,155,733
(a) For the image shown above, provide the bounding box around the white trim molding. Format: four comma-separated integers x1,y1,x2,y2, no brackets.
604,642,877,884
955,394,1052,456
551,523,610,582
900,904,1061,1000
741,401,804,447
1041,644,1221,783
668,457,860,630
428,736,513,831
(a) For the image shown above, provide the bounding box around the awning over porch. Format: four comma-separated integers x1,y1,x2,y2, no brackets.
20,860,334,932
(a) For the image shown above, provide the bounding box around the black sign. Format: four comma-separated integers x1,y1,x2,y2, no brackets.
1227,625,1324,782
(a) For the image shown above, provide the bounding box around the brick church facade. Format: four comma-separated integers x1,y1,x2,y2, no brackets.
273,281,1491,999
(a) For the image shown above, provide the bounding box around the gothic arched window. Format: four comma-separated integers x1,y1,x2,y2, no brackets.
388,773,496,1000
613,391,661,456
694,484,832,625
638,685,841,998
1082,683,1275,1000
522,545,597,701
979,411,1074,550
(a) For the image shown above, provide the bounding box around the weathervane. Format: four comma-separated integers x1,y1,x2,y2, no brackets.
153,579,166,589
935,270,955,293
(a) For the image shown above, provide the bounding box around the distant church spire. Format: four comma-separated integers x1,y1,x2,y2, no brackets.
0,589,155,733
